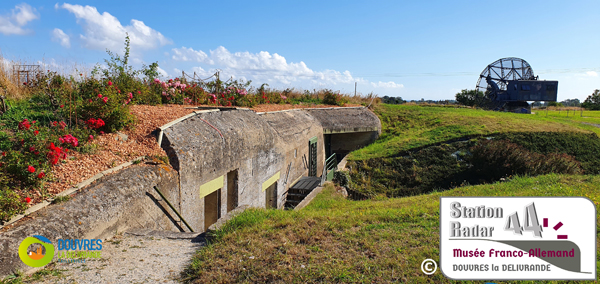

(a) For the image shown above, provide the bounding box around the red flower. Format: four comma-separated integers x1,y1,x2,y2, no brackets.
27,165,35,173
137,91,141,94
18,119,31,130
34,130,39,136
85,118,105,129
37,172,45,178
89,99,93,103
1,152,5,156
103,97,108,103
98,94,103,98
29,146,35,152
25,197,31,203
60,105,64,108
108,81,113,86
89,135,94,141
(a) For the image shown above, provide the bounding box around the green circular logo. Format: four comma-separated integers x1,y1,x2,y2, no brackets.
18,235,54,267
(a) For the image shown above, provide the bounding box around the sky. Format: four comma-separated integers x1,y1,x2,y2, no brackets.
0,0,599,101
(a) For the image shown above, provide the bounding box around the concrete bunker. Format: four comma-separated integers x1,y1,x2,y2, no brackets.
0,106,381,276
305,108,381,161
160,107,381,232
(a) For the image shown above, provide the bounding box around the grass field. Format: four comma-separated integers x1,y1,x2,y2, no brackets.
184,175,600,283
349,105,600,160
183,105,600,283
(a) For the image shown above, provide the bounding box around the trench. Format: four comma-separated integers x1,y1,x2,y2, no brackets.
346,131,600,198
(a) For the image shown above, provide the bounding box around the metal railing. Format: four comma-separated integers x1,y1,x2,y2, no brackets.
321,154,337,185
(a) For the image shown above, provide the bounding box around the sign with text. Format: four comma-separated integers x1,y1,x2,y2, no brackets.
440,197,596,280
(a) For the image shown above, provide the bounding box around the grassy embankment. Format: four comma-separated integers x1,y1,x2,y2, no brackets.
350,104,600,161
184,176,600,283
346,104,600,197
184,104,600,283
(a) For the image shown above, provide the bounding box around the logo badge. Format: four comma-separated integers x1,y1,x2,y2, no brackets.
439,197,596,280
19,235,55,267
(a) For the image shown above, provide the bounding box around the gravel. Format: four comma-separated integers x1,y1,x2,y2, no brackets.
36,231,206,284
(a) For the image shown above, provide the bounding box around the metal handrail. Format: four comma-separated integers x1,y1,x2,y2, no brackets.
321,154,337,185
153,186,194,232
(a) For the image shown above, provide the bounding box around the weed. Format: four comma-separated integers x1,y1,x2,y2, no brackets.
51,195,70,204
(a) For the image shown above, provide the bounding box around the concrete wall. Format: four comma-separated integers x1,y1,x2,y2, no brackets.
305,107,382,135
0,165,181,276
160,107,380,233
161,109,326,232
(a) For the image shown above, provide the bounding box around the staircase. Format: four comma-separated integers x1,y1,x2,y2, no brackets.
284,176,321,209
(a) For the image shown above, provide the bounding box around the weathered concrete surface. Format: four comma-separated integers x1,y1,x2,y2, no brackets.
162,109,287,232
305,107,382,134
261,110,325,204
0,164,181,277
161,107,381,233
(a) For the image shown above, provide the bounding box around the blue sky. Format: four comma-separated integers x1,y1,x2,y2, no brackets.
1,1,599,101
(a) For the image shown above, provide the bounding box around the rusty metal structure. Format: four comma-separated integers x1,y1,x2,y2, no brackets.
476,58,558,113
12,65,41,86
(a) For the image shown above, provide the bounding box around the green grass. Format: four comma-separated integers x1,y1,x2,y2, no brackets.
184,175,600,283
349,104,600,160
0,265,64,284
183,105,600,283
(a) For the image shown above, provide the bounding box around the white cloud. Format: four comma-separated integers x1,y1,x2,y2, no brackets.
371,81,404,88
156,66,169,78
0,4,39,35
59,3,171,52
171,47,208,62
170,46,395,89
585,71,598,77
51,28,70,48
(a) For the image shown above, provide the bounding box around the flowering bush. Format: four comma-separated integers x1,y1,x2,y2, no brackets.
59,134,79,147
151,78,188,104
18,119,32,130
77,78,135,132
47,142,68,165
85,118,106,129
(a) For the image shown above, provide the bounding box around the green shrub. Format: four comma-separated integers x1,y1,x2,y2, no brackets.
0,189,27,222
348,133,590,197
469,139,582,182
322,89,347,106
76,78,135,132
494,132,600,174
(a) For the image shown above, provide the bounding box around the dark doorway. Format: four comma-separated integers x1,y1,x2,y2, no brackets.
204,189,221,231
265,183,277,209
308,136,318,176
227,170,238,212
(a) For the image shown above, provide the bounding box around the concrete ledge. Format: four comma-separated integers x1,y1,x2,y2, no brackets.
0,157,145,230
323,127,379,134
125,229,203,240
207,205,250,231
0,164,181,277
